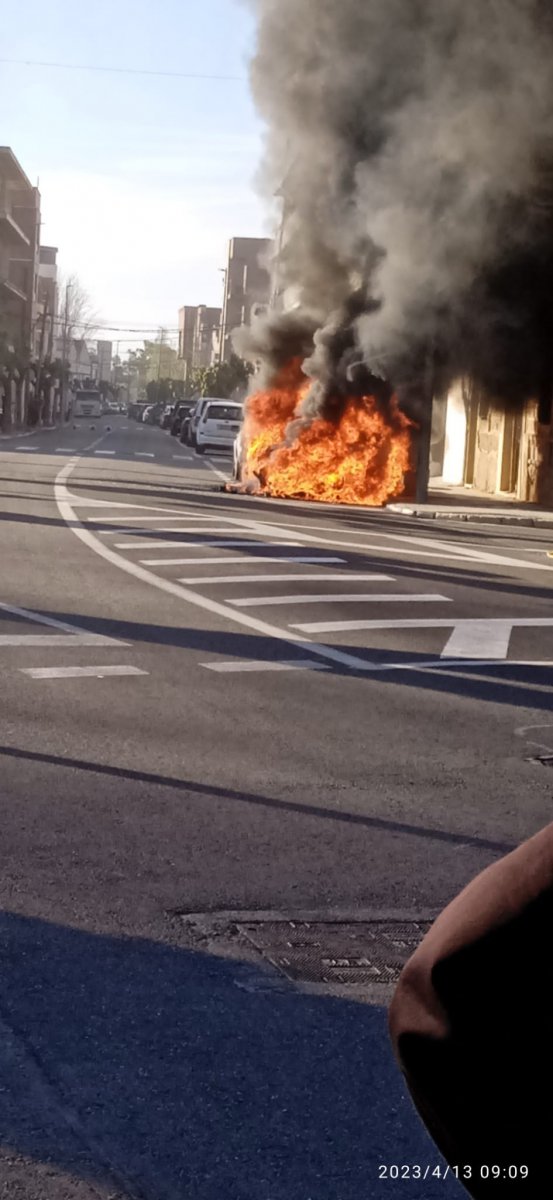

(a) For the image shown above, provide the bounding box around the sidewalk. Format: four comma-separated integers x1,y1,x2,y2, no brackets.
388,483,553,528
0,426,57,442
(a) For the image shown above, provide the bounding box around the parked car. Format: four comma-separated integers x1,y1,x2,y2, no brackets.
170,403,192,437
160,404,175,430
187,398,214,447
195,400,243,455
178,405,196,444
128,402,148,420
144,403,163,425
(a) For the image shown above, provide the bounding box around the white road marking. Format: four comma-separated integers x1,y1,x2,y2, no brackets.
204,460,229,483
16,446,39,451
367,659,553,674
20,665,148,680
56,448,75,453
203,515,553,571
233,592,450,609
141,555,346,566
137,527,273,536
87,514,206,523
201,659,330,674
54,460,388,673
1,634,129,647
0,600,128,646
135,452,155,458
94,450,116,456
114,539,304,550
173,454,194,460
441,621,513,660
380,529,553,572
515,722,553,754
290,616,553,659
179,573,392,585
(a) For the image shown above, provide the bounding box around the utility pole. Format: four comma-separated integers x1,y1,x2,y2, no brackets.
60,282,72,423
415,339,436,504
35,297,49,426
155,327,164,406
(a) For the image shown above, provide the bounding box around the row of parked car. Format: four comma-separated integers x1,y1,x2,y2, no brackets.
128,395,244,471
162,397,243,456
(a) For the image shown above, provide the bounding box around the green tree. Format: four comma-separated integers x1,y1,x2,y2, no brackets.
192,355,253,399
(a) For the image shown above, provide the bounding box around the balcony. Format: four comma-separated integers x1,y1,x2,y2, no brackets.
0,209,30,249
0,275,27,303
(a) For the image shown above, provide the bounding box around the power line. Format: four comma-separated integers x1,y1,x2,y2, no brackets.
51,319,180,334
0,57,245,82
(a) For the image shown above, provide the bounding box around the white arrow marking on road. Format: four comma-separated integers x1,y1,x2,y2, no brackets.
291,616,553,661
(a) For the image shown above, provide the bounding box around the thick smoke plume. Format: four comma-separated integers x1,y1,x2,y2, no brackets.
239,0,553,415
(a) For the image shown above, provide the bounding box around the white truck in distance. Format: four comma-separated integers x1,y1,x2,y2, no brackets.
72,390,103,419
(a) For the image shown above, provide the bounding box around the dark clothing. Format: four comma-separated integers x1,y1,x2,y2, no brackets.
389,824,553,1197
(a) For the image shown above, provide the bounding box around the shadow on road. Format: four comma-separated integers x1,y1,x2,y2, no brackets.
0,910,462,1199
0,744,513,856
21,606,553,714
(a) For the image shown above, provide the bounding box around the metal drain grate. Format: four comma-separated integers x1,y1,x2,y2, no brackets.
237,920,431,987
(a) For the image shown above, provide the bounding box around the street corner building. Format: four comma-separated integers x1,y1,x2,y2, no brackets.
430,377,553,507
389,822,553,1197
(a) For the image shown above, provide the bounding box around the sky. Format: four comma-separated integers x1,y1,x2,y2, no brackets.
1,0,271,349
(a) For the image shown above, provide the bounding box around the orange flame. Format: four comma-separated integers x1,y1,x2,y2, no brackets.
240,359,413,506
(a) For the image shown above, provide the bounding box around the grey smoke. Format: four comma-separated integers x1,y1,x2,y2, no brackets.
239,0,553,411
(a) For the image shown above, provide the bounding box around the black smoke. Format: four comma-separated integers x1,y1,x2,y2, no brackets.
238,0,553,416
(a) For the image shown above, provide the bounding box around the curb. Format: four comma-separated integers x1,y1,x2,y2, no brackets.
0,425,59,442
387,503,553,529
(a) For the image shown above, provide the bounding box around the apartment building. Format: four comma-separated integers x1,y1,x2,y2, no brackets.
0,147,40,357
220,237,273,361
178,304,221,373
34,245,58,360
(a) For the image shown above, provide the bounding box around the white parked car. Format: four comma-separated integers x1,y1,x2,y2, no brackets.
195,400,243,455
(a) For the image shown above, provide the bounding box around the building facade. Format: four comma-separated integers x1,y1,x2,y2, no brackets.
220,237,273,362
178,304,221,373
178,307,197,377
430,380,553,505
96,339,113,382
0,147,40,358
34,245,58,360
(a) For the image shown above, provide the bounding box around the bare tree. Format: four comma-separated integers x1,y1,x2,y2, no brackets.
57,273,100,344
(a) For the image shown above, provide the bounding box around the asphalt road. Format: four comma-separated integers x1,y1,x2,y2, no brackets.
0,414,552,1198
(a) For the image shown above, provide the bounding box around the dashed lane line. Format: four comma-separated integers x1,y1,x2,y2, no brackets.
141,555,346,567
20,665,148,680
113,539,305,550
178,572,392,585
201,660,331,674
230,592,450,609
